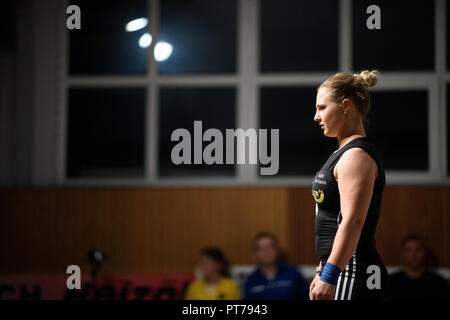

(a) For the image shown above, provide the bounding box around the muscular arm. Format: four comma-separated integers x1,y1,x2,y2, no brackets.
326,148,377,271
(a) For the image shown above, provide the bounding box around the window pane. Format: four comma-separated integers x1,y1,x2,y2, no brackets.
67,88,146,178
69,0,147,75
159,87,236,176
447,84,450,176
353,0,434,71
366,90,428,170
158,0,237,74
260,87,336,176
260,0,339,73
447,2,450,71
1,0,16,50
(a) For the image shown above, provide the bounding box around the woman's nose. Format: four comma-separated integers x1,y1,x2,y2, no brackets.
314,111,320,122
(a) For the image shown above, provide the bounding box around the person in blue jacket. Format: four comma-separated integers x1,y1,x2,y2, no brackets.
243,231,309,300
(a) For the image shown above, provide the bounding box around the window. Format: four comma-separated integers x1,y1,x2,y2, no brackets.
159,0,237,74
353,0,434,71
1,0,16,50
260,87,336,176
260,0,339,73
61,0,445,185
447,1,450,71
447,84,450,176
366,90,428,170
66,88,146,178
158,87,236,177
69,0,148,74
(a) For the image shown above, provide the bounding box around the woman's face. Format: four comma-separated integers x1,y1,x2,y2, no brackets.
314,86,346,137
197,255,221,278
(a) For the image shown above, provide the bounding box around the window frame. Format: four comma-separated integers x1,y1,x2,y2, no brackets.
56,0,449,186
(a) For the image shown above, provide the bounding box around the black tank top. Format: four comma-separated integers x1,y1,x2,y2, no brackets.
312,137,386,264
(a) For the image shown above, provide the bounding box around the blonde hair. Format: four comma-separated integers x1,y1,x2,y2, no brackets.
319,70,378,118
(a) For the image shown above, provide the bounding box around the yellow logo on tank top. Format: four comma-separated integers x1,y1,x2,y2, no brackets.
312,189,324,203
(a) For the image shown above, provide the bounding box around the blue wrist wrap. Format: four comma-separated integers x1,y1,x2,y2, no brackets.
320,262,341,285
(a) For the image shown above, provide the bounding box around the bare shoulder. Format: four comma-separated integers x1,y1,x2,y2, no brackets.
334,148,377,180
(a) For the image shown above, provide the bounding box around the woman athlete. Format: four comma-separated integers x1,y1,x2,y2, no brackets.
309,70,388,300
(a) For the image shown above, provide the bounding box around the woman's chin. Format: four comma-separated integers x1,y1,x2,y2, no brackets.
323,130,335,138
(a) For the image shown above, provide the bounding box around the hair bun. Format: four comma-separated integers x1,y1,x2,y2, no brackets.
354,70,378,88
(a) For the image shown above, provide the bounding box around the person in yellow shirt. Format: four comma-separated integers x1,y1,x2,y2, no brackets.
185,248,240,300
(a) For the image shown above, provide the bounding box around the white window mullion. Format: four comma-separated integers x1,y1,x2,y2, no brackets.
237,0,259,183
146,0,160,182
57,0,69,185
429,78,441,180
339,0,352,72
436,0,447,181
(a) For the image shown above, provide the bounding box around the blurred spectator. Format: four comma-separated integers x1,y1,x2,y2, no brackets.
185,247,240,300
389,233,449,300
243,232,309,300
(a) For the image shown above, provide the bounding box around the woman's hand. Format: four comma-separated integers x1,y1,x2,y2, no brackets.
310,278,336,300
309,273,320,300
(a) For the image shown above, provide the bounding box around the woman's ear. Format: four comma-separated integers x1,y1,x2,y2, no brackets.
341,98,353,114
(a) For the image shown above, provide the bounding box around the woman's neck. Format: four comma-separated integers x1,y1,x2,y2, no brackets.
337,120,366,149
338,134,365,149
